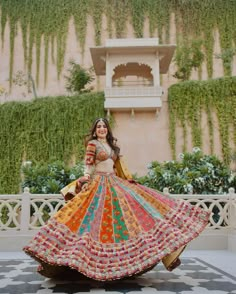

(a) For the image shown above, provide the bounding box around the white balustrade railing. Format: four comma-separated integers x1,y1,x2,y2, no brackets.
163,187,236,230
0,188,64,234
0,187,236,235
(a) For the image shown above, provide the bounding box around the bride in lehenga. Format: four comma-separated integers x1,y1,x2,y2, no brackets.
23,117,210,281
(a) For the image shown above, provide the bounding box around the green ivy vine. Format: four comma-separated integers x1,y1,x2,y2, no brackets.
168,76,236,165
148,0,171,43
90,0,105,46
0,92,105,194
173,38,205,81
1,0,236,89
129,0,145,38
113,0,129,38
73,0,88,57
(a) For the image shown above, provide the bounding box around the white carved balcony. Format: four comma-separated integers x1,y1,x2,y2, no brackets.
104,86,163,111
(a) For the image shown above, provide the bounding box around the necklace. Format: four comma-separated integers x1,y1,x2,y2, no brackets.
97,138,107,143
97,139,112,156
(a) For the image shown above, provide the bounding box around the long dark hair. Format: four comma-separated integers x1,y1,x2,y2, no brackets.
85,118,120,156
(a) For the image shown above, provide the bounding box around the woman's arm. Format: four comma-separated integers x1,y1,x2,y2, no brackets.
60,141,97,200
83,140,96,179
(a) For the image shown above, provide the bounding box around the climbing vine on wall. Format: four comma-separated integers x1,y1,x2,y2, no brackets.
173,38,205,81
0,92,105,194
168,76,236,165
148,0,171,43
73,0,89,56
0,0,236,89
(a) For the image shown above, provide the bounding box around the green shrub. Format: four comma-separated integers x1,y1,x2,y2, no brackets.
21,160,84,194
137,147,236,194
65,60,94,94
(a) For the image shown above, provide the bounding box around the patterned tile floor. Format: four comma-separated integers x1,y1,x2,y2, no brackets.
0,251,236,294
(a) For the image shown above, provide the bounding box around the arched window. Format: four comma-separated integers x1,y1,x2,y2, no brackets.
112,63,153,87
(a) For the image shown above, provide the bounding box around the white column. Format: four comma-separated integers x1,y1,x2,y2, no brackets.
228,187,236,252
153,52,160,86
105,52,112,88
229,187,236,228
20,187,31,232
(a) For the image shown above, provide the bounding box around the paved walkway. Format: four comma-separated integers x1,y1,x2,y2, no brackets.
0,250,236,294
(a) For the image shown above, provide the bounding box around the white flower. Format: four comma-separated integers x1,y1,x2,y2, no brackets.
147,163,152,169
183,167,189,173
163,172,171,180
211,170,217,178
60,169,65,174
42,186,47,193
206,162,214,169
178,153,184,159
192,147,201,153
228,172,235,183
196,177,205,183
184,183,193,193
69,174,76,180
148,170,155,177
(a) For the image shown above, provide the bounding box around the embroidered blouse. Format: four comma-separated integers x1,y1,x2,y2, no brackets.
84,140,117,176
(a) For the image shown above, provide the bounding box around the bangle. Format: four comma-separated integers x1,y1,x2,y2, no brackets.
77,176,89,188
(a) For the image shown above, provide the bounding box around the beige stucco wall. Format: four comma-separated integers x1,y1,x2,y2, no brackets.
0,14,235,175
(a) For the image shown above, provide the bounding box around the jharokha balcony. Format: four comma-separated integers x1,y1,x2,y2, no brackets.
90,38,175,115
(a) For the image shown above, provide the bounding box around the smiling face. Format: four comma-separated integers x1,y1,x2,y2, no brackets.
95,120,108,140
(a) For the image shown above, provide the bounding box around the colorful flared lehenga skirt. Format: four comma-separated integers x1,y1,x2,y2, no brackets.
23,172,210,281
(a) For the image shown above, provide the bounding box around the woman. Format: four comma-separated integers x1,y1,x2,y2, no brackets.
23,118,210,281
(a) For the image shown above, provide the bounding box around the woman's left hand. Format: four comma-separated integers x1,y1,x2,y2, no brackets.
82,183,89,191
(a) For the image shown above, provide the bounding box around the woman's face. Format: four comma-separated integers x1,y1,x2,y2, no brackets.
95,120,108,139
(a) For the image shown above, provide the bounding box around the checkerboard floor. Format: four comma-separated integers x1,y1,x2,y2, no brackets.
0,255,236,294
